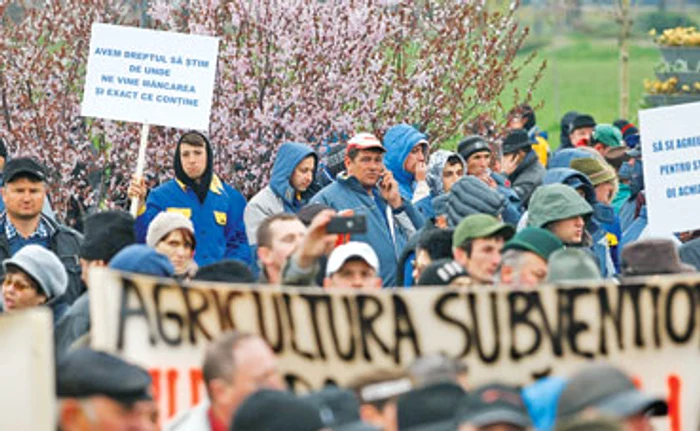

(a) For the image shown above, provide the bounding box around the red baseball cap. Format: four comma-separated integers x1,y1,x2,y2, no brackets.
347,133,386,153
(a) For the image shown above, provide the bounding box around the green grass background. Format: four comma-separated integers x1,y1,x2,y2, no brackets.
503,5,700,148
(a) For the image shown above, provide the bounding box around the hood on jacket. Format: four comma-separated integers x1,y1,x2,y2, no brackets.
559,111,579,149
383,124,428,200
109,244,175,277
426,150,466,197
548,148,593,170
543,168,596,205
528,184,593,230
543,169,615,230
269,142,318,212
174,131,214,203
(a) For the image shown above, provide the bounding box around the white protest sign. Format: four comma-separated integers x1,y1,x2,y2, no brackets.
81,23,219,131
89,268,700,430
0,308,55,431
639,102,700,235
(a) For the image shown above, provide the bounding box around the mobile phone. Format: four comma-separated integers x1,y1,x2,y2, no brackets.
326,215,367,234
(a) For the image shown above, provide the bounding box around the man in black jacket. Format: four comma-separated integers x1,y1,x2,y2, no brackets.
501,129,545,207
0,158,83,305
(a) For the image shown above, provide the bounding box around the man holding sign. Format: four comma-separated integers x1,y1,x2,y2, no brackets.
129,132,252,267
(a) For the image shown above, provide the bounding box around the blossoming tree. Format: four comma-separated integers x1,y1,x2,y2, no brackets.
0,0,542,223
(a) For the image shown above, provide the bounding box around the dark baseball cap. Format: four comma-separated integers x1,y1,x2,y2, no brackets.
304,386,380,431
56,348,152,406
397,382,466,431
457,383,532,429
557,364,668,421
3,157,47,183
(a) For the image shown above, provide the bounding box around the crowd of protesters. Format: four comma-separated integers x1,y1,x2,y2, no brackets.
0,104,694,430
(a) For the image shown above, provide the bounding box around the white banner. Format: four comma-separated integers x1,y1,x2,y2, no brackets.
81,23,219,131
639,101,700,235
0,308,55,431
89,268,700,430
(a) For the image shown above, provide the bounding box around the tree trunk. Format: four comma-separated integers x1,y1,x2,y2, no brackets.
619,0,632,119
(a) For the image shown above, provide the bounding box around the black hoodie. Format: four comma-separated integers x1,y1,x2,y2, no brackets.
174,131,214,203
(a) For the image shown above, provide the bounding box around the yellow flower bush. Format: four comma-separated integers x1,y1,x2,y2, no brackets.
644,77,679,94
651,27,700,47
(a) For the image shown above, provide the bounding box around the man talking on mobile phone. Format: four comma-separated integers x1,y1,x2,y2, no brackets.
310,133,424,287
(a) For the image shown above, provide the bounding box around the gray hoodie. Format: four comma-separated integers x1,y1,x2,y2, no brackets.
426,150,466,197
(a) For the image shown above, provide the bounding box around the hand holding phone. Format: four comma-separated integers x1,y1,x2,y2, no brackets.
326,215,367,234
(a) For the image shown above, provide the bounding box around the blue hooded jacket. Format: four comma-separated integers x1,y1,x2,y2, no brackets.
110,244,175,276
547,148,593,170
383,124,428,200
311,173,424,287
269,142,318,213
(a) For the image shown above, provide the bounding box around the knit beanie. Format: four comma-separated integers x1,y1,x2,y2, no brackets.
80,211,136,262
146,212,195,248
457,135,491,161
417,259,469,286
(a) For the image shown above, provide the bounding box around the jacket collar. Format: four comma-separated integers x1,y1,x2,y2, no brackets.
336,172,380,196
176,174,224,196
510,150,538,180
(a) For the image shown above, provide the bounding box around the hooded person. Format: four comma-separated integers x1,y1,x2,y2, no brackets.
539,169,617,276
426,150,466,199
501,129,545,206
130,131,252,267
382,124,432,219
527,184,605,277
570,158,622,272
426,150,466,225
244,142,317,247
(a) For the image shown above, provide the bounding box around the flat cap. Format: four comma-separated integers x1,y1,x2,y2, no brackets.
56,348,152,406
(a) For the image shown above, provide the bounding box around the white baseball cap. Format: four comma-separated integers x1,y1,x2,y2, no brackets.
325,242,380,277
347,133,385,153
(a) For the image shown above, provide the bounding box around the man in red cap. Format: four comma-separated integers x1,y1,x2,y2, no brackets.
310,133,424,287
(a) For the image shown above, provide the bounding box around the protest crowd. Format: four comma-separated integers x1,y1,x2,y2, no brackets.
0,105,697,431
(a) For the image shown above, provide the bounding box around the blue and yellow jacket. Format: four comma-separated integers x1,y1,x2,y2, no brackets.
135,175,252,267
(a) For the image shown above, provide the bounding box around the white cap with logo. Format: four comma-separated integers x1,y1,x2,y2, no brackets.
325,242,380,277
